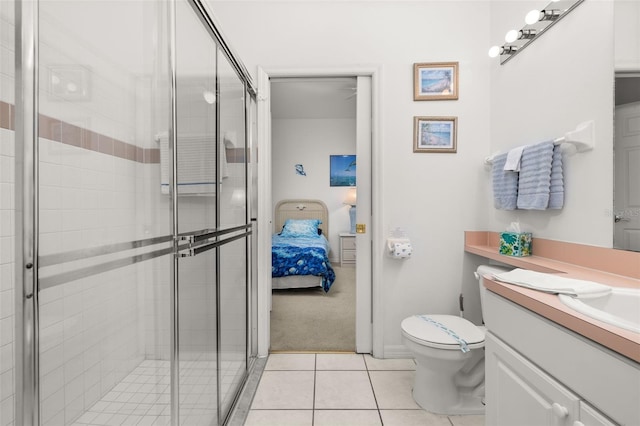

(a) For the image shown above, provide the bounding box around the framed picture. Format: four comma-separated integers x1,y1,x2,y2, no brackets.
330,155,356,187
413,62,458,101
413,116,457,153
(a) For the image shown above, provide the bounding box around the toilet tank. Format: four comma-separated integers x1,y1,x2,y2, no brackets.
476,264,512,323
461,264,512,326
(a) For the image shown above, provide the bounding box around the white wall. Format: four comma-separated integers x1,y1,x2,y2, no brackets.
272,118,356,261
615,0,640,70
207,0,493,356
488,1,614,247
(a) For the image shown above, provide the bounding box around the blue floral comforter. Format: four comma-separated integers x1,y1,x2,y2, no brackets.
272,234,336,292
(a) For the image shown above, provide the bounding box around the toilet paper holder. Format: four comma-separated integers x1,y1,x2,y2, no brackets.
386,238,412,259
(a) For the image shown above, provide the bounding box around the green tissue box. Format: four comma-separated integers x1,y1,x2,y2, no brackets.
499,232,532,257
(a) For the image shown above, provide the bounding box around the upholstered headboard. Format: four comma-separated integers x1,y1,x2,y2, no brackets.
274,199,329,237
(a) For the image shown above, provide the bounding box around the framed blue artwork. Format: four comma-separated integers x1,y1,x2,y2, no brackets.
330,155,356,187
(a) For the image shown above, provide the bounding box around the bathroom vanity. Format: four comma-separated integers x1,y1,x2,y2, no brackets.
465,232,640,426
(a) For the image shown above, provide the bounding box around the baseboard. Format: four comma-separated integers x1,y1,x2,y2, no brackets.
382,344,413,359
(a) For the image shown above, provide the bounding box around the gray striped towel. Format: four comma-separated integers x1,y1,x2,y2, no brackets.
516,141,554,210
492,153,519,210
548,144,564,209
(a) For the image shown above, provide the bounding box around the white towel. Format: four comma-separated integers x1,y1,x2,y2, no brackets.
491,268,611,297
504,145,527,172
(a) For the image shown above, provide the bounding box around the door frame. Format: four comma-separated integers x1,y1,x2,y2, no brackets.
613,100,640,250
256,66,383,357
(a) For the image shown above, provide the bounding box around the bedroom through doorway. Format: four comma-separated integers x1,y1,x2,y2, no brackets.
269,77,362,352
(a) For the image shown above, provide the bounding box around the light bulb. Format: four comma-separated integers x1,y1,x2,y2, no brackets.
488,46,501,58
525,9,541,25
203,90,216,104
505,30,518,43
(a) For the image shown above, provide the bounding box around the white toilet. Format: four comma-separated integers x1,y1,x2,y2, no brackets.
401,264,511,415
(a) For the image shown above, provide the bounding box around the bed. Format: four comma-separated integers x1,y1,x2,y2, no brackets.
272,199,336,292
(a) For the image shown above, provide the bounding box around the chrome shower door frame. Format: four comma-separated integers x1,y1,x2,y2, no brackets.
14,0,40,424
14,0,256,424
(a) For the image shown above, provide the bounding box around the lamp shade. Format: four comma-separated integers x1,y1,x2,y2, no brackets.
344,189,357,206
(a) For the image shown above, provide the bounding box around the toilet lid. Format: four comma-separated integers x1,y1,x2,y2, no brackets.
401,315,485,349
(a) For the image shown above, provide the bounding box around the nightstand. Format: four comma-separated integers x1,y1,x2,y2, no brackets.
339,232,356,266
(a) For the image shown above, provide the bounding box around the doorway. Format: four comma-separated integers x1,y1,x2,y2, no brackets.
613,74,640,251
255,69,378,357
269,77,358,352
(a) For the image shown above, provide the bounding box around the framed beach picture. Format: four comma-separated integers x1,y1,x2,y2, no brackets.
413,116,457,153
413,62,458,101
330,155,356,187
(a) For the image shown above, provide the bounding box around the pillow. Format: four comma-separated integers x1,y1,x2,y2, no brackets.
280,219,322,238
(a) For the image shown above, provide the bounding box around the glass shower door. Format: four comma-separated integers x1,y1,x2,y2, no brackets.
217,56,248,421
14,0,255,423
174,1,219,424
35,1,173,425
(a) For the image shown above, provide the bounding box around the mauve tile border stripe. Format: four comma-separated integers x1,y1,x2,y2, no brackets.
1,100,159,164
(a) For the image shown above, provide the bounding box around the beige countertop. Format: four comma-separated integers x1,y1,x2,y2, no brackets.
465,231,640,364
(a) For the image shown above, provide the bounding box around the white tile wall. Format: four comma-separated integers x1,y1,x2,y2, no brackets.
36,139,157,424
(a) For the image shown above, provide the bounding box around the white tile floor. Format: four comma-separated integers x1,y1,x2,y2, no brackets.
245,353,485,426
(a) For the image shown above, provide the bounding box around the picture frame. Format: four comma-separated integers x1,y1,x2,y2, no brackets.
329,155,356,187
413,62,458,101
413,116,457,153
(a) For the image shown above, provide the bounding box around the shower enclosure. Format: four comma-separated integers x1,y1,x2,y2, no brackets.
5,0,258,424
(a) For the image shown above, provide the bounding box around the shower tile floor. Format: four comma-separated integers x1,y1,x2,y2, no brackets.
72,357,244,426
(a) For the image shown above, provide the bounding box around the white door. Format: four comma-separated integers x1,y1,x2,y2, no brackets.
614,101,640,251
355,76,372,353
256,66,273,357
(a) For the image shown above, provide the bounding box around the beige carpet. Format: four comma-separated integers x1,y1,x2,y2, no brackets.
270,266,355,352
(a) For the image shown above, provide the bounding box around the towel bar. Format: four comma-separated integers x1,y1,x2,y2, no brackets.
484,120,594,165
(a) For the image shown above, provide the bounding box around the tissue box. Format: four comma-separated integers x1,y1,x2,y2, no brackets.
499,232,532,257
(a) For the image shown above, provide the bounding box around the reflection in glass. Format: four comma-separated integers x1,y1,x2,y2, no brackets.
37,1,171,424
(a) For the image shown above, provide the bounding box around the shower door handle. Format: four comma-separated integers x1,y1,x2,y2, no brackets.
176,228,252,257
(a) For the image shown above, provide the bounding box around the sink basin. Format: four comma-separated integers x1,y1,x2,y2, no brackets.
558,287,640,334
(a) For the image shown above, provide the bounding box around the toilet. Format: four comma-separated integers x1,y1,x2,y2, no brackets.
401,264,511,415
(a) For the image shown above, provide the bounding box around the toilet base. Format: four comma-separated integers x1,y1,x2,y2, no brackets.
411,362,485,415
413,387,485,415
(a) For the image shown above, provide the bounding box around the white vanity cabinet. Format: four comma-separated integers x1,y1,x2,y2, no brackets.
487,333,615,426
484,289,640,426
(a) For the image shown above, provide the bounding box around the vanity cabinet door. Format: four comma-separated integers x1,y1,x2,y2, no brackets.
486,332,580,426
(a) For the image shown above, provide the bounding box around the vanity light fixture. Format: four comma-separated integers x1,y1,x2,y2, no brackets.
539,9,561,21
518,29,537,40
489,0,584,65
488,44,520,58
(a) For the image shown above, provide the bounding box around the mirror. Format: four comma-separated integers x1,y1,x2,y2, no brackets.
613,74,640,252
